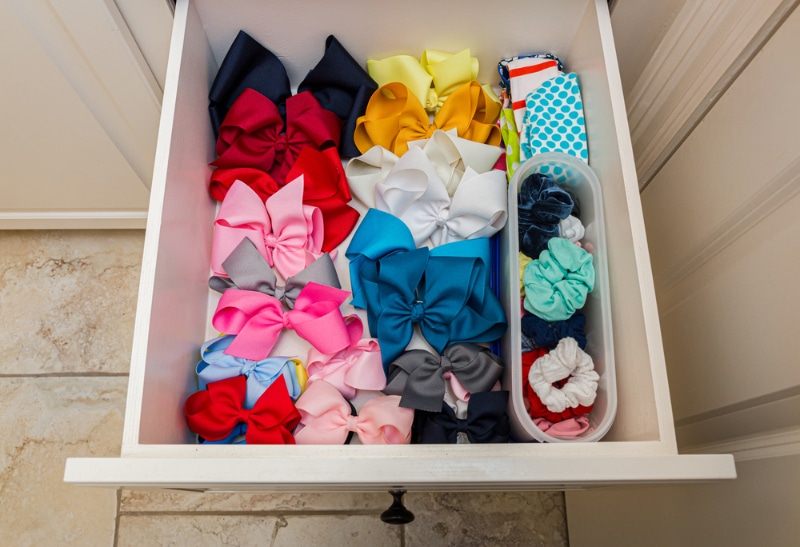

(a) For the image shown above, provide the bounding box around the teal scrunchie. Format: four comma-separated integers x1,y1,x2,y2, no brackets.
522,237,594,321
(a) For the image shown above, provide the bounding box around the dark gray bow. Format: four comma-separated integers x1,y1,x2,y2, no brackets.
384,343,504,412
209,237,340,309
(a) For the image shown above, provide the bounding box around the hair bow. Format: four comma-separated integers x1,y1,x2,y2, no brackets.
354,81,502,156
293,380,413,445
306,337,386,400
527,337,599,417
518,172,574,259
345,208,491,308
209,31,376,157
212,179,323,280
195,335,307,407
384,343,504,412
359,246,507,366
374,146,507,248
367,48,498,112
523,237,595,322
209,237,340,310
520,311,587,350
211,282,362,361
415,390,510,444
185,375,301,444
210,147,358,252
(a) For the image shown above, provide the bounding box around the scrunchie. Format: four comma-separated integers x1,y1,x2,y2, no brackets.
521,348,594,423
528,337,599,414
520,311,587,350
517,172,574,259
354,80,502,156
523,237,594,322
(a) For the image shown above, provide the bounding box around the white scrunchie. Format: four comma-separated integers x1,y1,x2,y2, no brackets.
528,337,599,413
559,215,585,243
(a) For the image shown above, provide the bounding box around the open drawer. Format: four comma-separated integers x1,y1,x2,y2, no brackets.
64,0,735,491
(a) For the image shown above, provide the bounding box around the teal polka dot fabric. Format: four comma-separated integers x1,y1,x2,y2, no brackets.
520,73,588,163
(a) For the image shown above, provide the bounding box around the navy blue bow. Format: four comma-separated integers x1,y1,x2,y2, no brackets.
416,391,510,444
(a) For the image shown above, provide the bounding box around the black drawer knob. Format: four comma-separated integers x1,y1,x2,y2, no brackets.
380,489,415,525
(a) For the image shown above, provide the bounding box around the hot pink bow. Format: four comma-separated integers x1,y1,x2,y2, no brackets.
293,380,413,445
212,282,362,361
306,335,386,400
212,178,323,280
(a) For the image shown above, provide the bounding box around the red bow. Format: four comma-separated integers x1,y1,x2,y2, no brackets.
210,146,358,252
185,375,301,444
212,89,342,186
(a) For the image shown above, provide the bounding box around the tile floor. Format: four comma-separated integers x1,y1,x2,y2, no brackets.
0,230,568,546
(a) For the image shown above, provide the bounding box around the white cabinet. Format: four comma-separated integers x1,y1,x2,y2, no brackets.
64,0,734,491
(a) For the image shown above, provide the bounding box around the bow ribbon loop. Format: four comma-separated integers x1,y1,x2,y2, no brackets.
293,381,413,444
416,390,510,444
212,179,324,280
306,337,386,400
385,344,505,412
185,376,301,444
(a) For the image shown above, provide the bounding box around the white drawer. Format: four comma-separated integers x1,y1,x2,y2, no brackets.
64,0,735,491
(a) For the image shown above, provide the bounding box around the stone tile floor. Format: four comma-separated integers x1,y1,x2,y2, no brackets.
0,230,568,546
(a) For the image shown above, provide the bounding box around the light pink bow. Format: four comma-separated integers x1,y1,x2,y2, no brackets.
212,178,323,280
293,380,413,445
306,333,386,400
212,282,362,361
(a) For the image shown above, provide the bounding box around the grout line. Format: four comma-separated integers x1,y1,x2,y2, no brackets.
116,509,384,518
0,372,130,378
400,522,406,547
113,488,121,547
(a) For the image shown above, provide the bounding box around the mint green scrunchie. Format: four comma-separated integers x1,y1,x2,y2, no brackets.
522,237,594,321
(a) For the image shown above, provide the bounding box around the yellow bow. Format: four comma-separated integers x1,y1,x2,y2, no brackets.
367,49,497,112
354,81,502,156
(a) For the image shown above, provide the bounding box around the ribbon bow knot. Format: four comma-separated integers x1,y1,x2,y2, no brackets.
385,343,505,412
185,375,301,444
293,381,413,445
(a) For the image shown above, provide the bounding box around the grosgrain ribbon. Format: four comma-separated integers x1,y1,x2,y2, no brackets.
416,390,510,444
209,237,340,310
384,343,504,412
354,81,502,156
196,335,306,407
212,89,341,186
185,375,301,444
293,380,413,444
306,336,386,400
345,208,491,308
212,179,323,280
518,172,574,259
523,237,595,322
211,282,362,361
210,147,358,252
359,246,507,366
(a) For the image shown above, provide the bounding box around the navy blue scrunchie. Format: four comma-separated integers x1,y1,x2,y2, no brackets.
520,311,587,350
517,173,574,259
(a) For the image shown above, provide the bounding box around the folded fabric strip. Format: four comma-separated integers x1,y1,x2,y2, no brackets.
384,343,504,412
497,53,564,93
374,147,507,248
212,89,341,187
520,311,587,350
499,94,521,180
518,172,574,259
196,335,306,407
208,31,376,156
210,147,358,252
305,323,386,400
209,237,340,309
505,57,562,128
354,81,502,155
294,380,413,445
358,246,507,366
533,416,591,438
529,337,599,413
212,179,323,280
367,48,498,112
345,208,491,308
212,282,362,361
523,237,595,322
521,348,593,422
415,390,510,444
520,73,588,163
185,375,300,444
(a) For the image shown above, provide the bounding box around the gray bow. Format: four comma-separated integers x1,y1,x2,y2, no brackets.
384,343,504,412
208,237,340,309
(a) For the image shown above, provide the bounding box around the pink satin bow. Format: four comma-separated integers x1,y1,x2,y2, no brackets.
212,282,362,361
212,178,323,280
293,380,413,445
306,334,386,399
